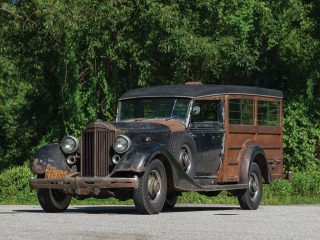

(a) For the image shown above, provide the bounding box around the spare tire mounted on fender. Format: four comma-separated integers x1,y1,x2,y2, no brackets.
167,133,197,179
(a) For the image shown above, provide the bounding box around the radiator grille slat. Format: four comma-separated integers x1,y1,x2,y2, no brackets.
81,128,114,177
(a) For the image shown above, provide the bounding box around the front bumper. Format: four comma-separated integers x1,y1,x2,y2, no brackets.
29,176,139,193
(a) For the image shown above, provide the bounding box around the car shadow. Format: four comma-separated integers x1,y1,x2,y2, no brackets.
13,205,240,215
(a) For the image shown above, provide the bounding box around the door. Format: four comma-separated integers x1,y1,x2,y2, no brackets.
189,100,225,177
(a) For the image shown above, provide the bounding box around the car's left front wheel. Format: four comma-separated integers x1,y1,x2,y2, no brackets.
133,159,167,215
37,181,71,212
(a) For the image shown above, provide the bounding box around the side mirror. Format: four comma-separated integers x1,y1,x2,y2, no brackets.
192,106,200,115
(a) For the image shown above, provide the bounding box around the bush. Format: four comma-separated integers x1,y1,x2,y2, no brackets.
268,179,293,197
283,98,320,171
0,164,319,205
0,163,37,204
291,171,320,196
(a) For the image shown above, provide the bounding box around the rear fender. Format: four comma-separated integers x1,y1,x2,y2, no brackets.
239,145,272,185
30,143,71,174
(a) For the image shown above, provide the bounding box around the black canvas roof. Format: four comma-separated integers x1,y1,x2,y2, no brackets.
119,85,283,100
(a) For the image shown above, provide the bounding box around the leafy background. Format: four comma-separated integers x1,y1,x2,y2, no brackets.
0,0,319,189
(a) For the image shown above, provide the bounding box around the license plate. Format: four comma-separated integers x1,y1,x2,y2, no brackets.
45,168,67,179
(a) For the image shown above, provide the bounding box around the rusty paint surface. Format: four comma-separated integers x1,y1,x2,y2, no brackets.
30,176,139,196
45,168,68,179
142,119,186,132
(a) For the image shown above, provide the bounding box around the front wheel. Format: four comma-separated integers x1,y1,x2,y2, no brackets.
237,162,263,210
37,188,72,213
163,192,178,210
133,159,167,214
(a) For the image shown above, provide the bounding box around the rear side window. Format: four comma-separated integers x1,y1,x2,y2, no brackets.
258,101,280,126
229,99,253,125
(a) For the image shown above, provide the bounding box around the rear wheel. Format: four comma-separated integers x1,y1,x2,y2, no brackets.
133,159,167,214
37,188,72,213
237,162,263,210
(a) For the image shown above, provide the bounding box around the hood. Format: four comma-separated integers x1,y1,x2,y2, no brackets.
83,119,186,145
110,119,186,134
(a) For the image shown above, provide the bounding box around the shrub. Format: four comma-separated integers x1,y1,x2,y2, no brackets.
283,98,320,171
0,164,320,204
291,171,320,196
268,179,293,197
0,163,37,204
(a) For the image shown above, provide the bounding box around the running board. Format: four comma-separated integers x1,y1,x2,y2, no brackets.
199,184,247,192
175,182,247,192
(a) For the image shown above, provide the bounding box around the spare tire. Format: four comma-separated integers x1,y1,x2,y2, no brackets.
167,132,197,179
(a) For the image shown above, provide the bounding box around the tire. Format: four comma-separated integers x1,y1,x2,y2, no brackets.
133,159,167,214
37,175,72,213
163,192,178,210
237,162,263,210
167,133,197,179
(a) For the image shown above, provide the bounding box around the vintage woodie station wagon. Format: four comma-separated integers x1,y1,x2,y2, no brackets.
30,83,285,214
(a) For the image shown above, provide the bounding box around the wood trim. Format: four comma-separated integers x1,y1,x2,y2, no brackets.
218,95,283,183
217,95,229,182
228,145,281,150
195,96,224,101
229,125,281,134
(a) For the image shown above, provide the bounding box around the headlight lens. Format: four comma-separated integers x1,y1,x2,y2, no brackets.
113,135,131,153
61,136,79,154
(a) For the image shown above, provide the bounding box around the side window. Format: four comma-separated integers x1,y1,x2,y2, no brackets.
258,101,280,126
191,100,222,124
229,99,253,125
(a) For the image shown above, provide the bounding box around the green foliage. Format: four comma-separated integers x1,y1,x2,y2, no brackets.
291,171,320,195
0,0,319,171
0,163,36,203
283,97,320,171
0,164,319,205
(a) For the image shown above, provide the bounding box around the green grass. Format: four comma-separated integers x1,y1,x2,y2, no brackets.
1,164,320,205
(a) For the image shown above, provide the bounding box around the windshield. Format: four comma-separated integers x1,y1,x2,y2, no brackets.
118,98,191,122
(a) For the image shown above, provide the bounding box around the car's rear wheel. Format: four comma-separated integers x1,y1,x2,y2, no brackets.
37,175,71,213
237,162,263,210
133,159,167,214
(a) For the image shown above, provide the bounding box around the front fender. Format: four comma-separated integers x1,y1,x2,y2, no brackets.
30,143,71,174
111,143,201,191
111,143,168,174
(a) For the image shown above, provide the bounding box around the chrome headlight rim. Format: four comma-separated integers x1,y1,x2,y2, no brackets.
113,135,131,154
61,135,79,154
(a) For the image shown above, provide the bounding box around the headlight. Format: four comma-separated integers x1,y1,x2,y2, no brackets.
61,136,79,154
113,135,131,153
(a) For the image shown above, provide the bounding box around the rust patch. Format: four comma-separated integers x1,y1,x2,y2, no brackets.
45,168,68,179
142,119,186,132
31,158,44,174
85,120,122,134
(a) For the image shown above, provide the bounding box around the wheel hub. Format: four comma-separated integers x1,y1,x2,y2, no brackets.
249,173,259,199
147,170,162,201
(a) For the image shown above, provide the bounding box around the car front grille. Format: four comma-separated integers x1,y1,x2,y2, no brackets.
81,127,115,177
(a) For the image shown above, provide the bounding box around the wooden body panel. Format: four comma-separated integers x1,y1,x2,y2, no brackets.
215,95,283,183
